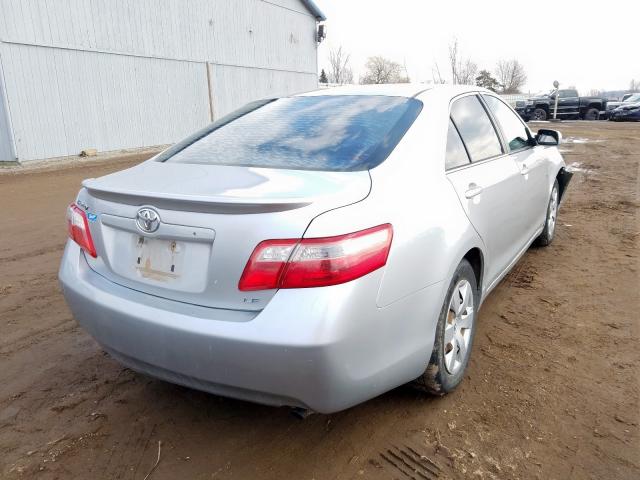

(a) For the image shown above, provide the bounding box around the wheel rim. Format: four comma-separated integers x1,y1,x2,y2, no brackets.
548,185,559,236
443,279,474,375
534,110,545,120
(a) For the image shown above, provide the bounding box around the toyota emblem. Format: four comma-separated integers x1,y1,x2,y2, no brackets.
135,207,160,233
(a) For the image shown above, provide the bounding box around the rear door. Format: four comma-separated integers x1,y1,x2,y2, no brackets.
446,94,528,287
558,89,580,117
481,94,549,244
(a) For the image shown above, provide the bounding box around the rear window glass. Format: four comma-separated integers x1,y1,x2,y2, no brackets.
160,95,422,171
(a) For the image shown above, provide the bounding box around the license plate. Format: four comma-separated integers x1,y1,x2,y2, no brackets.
134,236,184,282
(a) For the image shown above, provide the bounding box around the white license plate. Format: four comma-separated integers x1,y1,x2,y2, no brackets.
134,236,184,282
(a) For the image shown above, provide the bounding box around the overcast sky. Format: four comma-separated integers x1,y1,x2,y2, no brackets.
316,0,639,94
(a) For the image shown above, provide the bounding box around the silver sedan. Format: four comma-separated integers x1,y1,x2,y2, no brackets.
59,84,572,413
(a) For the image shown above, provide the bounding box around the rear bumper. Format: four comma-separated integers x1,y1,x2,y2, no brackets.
59,242,445,413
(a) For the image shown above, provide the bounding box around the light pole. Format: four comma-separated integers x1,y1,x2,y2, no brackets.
551,80,561,122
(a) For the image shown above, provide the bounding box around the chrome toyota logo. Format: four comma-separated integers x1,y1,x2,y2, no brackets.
135,208,160,233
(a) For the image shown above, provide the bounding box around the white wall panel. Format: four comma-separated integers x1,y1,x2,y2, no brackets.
0,0,318,73
0,0,319,161
0,48,15,161
210,64,317,118
0,42,210,160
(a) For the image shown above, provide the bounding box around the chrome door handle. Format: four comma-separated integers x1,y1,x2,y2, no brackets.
465,183,483,199
520,164,530,175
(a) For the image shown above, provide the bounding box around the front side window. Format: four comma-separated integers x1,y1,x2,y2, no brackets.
482,95,531,152
445,119,470,170
559,90,577,98
450,95,503,162
161,95,423,172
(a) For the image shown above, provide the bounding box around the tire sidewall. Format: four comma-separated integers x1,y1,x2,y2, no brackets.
538,180,559,246
429,260,479,392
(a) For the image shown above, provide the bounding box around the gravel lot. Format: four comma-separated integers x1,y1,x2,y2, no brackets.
1,121,638,480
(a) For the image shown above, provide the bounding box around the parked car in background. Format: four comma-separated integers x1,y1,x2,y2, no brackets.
59,84,572,413
521,89,607,121
609,93,640,121
606,93,638,118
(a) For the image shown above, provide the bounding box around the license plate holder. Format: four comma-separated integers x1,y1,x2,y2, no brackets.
134,236,184,282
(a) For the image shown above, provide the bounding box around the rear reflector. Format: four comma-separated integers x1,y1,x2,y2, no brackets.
67,203,97,258
238,224,393,291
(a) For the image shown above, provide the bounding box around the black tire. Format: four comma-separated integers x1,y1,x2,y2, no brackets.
583,107,599,120
412,259,478,395
531,108,547,121
535,180,559,247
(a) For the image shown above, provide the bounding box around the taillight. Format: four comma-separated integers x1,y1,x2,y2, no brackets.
66,203,97,258
238,224,392,291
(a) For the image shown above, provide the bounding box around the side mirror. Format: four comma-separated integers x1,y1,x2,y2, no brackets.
536,129,562,146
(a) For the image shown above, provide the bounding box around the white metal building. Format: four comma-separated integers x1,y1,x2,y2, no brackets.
0,0,325,163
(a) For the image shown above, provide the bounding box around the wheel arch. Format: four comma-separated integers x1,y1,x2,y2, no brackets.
463,247,484,294
555,167,573,203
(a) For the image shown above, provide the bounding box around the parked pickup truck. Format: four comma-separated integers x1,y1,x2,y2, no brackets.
521,89,607,121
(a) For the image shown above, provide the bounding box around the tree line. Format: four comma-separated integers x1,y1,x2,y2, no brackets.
321,39,526,93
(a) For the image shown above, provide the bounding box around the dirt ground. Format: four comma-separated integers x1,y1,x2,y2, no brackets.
1,121,638,480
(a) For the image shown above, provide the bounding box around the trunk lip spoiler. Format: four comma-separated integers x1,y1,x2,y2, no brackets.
84,186,312,214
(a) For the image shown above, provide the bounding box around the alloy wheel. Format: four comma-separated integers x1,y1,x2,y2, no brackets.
443,279,475,375
548,184,559,237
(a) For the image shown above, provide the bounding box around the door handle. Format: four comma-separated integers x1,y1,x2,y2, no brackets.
465,183,483,199
520,164,530,175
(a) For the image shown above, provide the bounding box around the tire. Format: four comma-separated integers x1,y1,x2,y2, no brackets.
412,259,478,395
583,107,599,120
535,180,559,247
531,108,547,121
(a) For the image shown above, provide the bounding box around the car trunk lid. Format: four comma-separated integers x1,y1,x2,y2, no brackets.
79,161,371,311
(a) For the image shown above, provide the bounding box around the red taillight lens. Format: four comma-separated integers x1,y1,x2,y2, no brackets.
66,203,97,258
238,224,393,291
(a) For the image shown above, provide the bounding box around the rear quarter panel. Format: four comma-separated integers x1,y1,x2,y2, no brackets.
305,91,485,308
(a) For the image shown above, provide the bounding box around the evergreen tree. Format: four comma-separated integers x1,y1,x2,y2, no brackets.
319,69,329,84
475,70,501,92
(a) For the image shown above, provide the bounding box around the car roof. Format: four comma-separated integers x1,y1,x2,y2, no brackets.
298,83,490,99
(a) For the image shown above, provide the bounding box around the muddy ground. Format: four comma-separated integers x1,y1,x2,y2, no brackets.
1,122,638,480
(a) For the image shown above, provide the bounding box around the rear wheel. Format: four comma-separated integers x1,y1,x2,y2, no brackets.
412,259,478,395
535,180,559,247
583,107,599,120
532,108,547,121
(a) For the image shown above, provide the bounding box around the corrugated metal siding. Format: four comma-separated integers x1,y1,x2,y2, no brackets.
211,65,317,118
0,42,210,160
0,46,15,161
0,0,319,161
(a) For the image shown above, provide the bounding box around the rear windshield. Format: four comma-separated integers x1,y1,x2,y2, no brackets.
160,95,423,171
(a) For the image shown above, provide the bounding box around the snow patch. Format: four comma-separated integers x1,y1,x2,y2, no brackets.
566,162,594,174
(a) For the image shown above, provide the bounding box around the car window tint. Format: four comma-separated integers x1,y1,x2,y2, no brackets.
161,95,423,172
445,119,470,170
450,95,503,162
482,95,531,152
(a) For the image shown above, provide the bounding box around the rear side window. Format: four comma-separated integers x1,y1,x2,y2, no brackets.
161,95,423,172
450,96,503,162
445,119,470,170
482,95,531,152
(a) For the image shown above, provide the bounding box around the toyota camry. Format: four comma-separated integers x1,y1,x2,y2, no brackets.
59,84,572,413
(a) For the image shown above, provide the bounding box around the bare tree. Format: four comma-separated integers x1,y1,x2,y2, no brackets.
359,56,409,84
431,62,446,84
495,59,527,94
448,38,477,85
327,46,354,84
630,79,640,92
